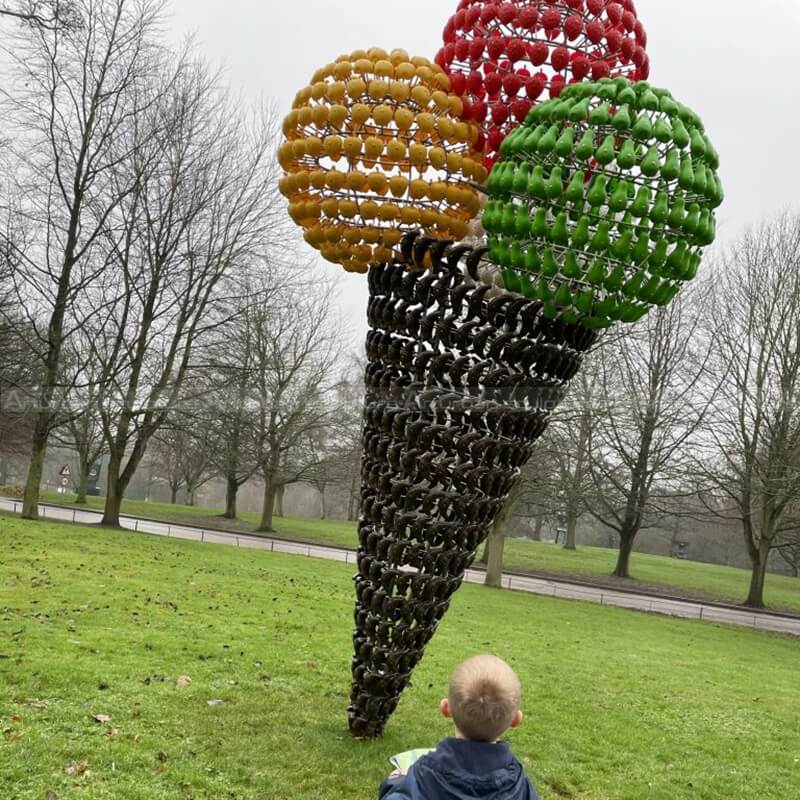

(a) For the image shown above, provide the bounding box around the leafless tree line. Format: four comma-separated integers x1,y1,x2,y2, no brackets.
1,2,798,610
144,277,357,532
0,0,352,532
484,213,800,607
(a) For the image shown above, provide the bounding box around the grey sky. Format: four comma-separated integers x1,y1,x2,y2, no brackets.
169,0,800,342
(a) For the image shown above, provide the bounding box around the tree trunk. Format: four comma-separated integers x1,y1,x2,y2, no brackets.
75,460,89,505
101,453,124,527
100,450,126,528
564,509,577,551
187,488,196,506
347,472,359,521
484,523,507,588
170,484,178,505
102,489,123,528
274,483,284,518
222,475,238,519
319,485,326,520
532,515,543,542
484,483,520,587
613,531,636,578
22,420,49,519
744,541,771,608
257,471,277,532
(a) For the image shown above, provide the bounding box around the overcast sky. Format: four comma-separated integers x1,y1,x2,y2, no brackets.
168,0,800,343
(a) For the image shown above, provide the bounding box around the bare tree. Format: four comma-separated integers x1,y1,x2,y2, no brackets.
45,330,107,503
300,361,366,520
336,358,367,522
89,55,280,528
64,390,105,504
248,281,342,533
538,368,602,550
697,214,800,606
515,454,559,542
1,0,166,518
303,428,339,520
0,0,80,29
588,290,716,578
200,279,283,521
151,430,183,504
478,367,600,584
476,432,558,578
152,417,214,505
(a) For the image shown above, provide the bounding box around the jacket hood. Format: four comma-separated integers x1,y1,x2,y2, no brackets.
411,738,536,800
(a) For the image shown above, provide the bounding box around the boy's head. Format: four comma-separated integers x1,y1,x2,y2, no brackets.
440,654,523,742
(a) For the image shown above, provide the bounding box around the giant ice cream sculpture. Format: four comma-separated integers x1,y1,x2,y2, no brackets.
277,2,721,738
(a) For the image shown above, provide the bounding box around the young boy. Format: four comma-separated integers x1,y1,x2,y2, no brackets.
379,654,539,800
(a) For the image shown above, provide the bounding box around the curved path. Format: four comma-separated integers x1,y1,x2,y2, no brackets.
2,496,798,637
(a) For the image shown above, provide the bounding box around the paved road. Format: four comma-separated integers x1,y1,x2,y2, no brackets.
2,496,799,637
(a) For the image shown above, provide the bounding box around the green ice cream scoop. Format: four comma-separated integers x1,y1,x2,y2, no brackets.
483,79,723,329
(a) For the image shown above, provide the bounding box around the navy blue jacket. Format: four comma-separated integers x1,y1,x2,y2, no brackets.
379,738,539,800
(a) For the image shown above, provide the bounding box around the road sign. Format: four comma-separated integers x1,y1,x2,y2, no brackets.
61,477,69,487
59,464,71,478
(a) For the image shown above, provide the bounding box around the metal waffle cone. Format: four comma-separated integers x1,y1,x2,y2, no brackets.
347,234,598,738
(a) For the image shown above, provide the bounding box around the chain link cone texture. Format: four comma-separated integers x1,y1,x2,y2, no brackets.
347,232,598,738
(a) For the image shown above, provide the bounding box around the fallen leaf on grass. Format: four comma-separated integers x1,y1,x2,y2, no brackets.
10,715,21,723
207,699,224,707
176,675,192,687
307,661,317,669
92,714,111,724
106,728,121,738
64,760,90,776
29,700,49,710
46,791,57,800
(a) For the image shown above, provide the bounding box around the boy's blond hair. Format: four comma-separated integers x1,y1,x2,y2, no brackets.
447,654,522,742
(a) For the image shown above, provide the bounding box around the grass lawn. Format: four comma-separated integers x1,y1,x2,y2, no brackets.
39,490,359,549
1,515,798,800
499,538,800,613
37,491,800,613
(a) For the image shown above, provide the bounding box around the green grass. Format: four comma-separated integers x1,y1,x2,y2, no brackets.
1,515,798,800
36,491,800,612
39,490,360,549
499,538,800,613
